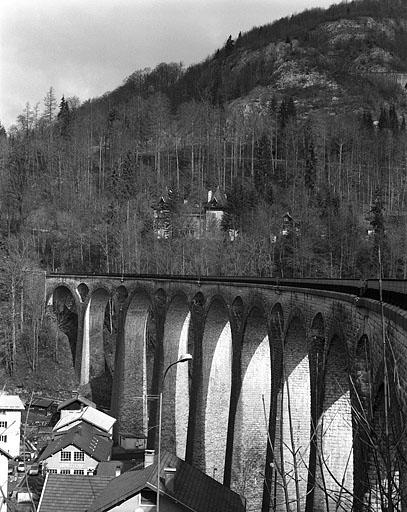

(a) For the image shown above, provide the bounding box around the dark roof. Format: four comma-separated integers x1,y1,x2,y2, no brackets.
57,395,96,411
39,423,112,462
30,398,55,409
87,451,246,512
38,474,113,512
96,461,124,477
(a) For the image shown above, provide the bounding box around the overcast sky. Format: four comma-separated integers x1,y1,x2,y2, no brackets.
1,0,335,129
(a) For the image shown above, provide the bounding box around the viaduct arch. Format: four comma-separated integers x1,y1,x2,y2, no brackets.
44,273,407,512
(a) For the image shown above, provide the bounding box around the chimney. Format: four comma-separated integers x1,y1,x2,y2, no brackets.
164,467,176,493
144,449,155,468
207,190,212,202
115,465,121,477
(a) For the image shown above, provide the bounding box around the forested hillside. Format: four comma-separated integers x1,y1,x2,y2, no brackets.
3,0,407,382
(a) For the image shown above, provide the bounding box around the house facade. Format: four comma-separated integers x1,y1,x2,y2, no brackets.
39,423,112,476
42,443,102,475
0,394,25,457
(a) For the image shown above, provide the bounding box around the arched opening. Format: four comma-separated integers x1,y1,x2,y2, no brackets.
195,297,232,483
82,287,114,407
161,294,191,459
231,305,271,512
232,296,244,327
367,367,406,512
316,334,353,511
112,289,153,437
51,285,78,364
76,283,89,302
274,312,310,510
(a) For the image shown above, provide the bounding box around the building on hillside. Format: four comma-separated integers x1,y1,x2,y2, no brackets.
204,186,228,231
87,450,246,512
179,199,204,238
152,194,172,239
0,446,12,512
152,187,229,240
38,423,112,475
37,474,113,512
53,406,115,437
0,394,25,457
57,396,96,420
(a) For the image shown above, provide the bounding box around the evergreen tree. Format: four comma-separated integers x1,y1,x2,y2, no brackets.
57,96,71,138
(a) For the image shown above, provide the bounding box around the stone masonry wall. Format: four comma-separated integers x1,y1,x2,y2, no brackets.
46,276,407,512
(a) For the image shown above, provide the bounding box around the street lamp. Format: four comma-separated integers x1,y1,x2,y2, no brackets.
157,353,192,512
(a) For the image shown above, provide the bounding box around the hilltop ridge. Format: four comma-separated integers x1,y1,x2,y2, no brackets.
84,0,407,119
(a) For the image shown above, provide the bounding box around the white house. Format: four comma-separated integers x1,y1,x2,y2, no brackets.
53,406,116,437
57,395,96,420
0,446,12,512
39,422,112,475
0,394,25,457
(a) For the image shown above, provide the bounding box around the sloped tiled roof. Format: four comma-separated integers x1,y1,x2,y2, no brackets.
53,406,116,433
0,394,25,410
38,474,113,512
57,395,96,411
87,451,246,512
39,423,112,462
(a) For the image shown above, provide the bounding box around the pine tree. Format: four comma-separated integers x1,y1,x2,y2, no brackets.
57,96,71,138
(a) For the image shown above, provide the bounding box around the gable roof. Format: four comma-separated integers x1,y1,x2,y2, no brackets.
57,395,96,411
39,423,112,462
53,406,116,433
87,451,246,512
0,394,25,410
38,474,113,512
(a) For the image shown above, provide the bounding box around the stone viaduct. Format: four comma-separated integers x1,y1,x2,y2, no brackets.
42,273,407,512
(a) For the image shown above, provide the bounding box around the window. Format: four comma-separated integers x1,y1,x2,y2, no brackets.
47,469,57,474
60,469,71,475
73,469,84,475
74,451,84,462
0,435,7,442
60,451,71,461
0,421,7,428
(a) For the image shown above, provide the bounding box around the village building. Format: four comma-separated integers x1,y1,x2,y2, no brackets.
53,405,116,437
0,394,25,457
152,194,172,240
87,450,246,512
203,186,228,231
57,396,96,420
39,423,112,475
0,446,12,512
38,474,114,512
